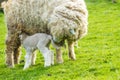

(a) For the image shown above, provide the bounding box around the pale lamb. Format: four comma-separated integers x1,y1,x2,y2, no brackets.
20,33,55,70
2,0,88,68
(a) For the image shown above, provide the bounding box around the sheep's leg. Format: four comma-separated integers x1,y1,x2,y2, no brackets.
56,48,63,63
31,51,36,65
5,32,21,68
23,51,32,70
68,41,76,60
5,49,14,68
13,34,21,64
14,46,21,64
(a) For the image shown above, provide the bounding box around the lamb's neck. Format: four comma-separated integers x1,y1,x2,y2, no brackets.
20,33,29,44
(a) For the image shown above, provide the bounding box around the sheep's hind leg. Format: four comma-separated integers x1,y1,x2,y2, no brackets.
14,46,21,64
5,48,14,68
56,48,63,63
67,41,76,60
5,33,21,68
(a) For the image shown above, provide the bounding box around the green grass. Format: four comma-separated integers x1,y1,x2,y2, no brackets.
0,0,120,80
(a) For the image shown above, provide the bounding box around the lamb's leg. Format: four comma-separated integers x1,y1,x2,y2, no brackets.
50,50,54,65
5,32,21,68
38,47,51,67
44,51,51,67
56,48,63,63
31,51,36,65
37,38,53,67
49,50,54,65
68,41,76,60
23,51,32,70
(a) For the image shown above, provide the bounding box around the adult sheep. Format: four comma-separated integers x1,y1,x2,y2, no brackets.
2,0,88,68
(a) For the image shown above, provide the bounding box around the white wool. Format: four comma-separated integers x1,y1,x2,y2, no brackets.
48,0,88,43
3,0,88,43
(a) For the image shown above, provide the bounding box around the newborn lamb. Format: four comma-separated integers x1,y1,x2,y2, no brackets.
20,33,55,70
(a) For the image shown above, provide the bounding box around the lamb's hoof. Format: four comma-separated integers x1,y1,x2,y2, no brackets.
23,67,28,70
44,64,51,67
23,68,26,70
23,66,29,70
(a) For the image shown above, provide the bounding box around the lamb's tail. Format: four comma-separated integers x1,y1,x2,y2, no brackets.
1,1,7,8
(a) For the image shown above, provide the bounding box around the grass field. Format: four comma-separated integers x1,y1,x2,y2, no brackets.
0,0,120,80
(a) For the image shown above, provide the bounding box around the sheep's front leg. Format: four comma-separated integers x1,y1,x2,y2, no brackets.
56,48,63,63
23,51,32,70
31,51,36,65
67,41,76,60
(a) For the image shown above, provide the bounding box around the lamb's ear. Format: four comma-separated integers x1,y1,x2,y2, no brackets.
69,29,75,35
19,35,22,40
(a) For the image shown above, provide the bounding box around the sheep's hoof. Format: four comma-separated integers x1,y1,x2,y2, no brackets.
69,56,76,61
7,65,14,68
6,64,14,68
56,60,63,64
71,58,76,61
14,60,20,64
31,63,35,65
31,62,35,65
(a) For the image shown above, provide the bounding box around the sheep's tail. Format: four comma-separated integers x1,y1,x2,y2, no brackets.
1,1,7,8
